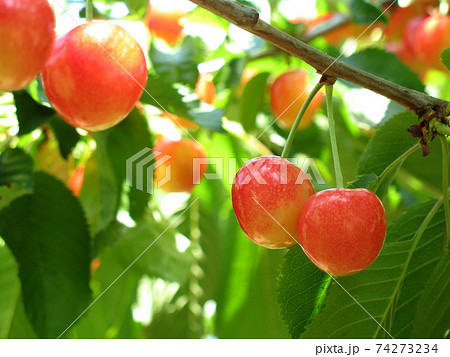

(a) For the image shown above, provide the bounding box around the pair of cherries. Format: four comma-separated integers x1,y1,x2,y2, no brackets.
232,156,386,277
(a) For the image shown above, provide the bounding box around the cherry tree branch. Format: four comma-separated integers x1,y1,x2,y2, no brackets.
189,0,449,118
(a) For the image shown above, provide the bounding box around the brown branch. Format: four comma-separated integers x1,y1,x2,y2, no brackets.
189,0,448,118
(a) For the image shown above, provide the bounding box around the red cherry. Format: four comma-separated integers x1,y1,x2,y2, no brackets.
298,188,387,276
270,70,324,131
404,17,424,54
232,156,315,249
386,16,427,74
385,5,422,43
42,21,148,131
415,14,450,71
145,0,186,46
68,164,85,197
295,13,370,46
0,0,55,91
153,139,208,193
195,73,216,105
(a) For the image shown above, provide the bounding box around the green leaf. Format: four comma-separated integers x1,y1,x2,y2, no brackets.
93,221,127,255
82,109,153,234
13,91,55,136
403,138,450,191
412,251,450,338
189,108,225,133
187,6,230,30
346,173,378,191
142,74,190,115
150,37,205,88
122,0,148,13
0,172,91,338
342,49,425,92
301,199,444,338
142,74,224,132
358,111,450,192
386,200,436,244
277,245,328,338
0,183,29,211
73,226,142,338
101,109,153,221
238,72,270,132
72,270,140,338
6,294,37,338
359,112,417,176
358,112,417,196
0,245,20,338
349,0,387,24
215,207,288,338
98,213,193,284
214,57,247,92
440,47,450,71
128,187,149,222
388,203,445,338
48,115,81,160
0,148,34,191
80,150,119,236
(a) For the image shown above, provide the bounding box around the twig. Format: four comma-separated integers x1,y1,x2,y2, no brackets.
189,0,448,118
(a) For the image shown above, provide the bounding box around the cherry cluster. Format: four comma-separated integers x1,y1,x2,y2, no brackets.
385,1,450,73
232,156,387,276
1,0,211,195
0,0,147,131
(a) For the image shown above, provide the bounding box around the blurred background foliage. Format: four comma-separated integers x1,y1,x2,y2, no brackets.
0,0,449,338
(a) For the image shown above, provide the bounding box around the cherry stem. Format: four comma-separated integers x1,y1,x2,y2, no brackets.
325,84,343,188
373,143,420,195
281,81,324,159
439,135,450,246
86,0,94,21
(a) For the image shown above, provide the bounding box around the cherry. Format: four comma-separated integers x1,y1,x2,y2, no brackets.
415,14,450,71
270,70,324,131
297,188,387,276
298,13,369,46
384,5,423,43
232,156,315,249
0,0,55,91
153,139,208,193
42,21,148,131
195,73,216,105
145,0,186,46
404,17,426,56
236,67,258,96
68,164,85,197
386,16,427,74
